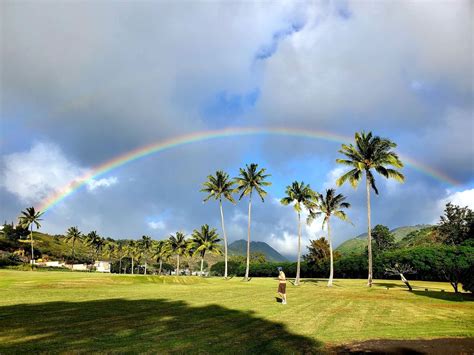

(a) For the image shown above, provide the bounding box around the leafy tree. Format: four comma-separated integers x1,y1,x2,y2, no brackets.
1,222,29,241
304,237,331,264
336,131,404,286
191,224,222,276
64,226,82,260
201,170,235,278
18,207,44,269
281,181,316,285
235,163,271,281
230,252,268,264
371,225,395,255
308,188,351,287
168,232,187,275
153,240,171,275
140,235,153,274
438,203,474,245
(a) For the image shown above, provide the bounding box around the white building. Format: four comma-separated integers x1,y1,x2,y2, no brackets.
94,260,111,273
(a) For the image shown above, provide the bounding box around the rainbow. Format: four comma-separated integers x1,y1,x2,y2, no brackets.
36,127,459,212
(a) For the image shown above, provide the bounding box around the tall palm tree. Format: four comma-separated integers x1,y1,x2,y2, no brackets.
86,231,106,263
64,226,82,261
153,240,170,275
85,231,99,260
191,224,222,276
115,242,126,274
201,170,235,279
280,181,316,286
168,232,187,276
336,131,404,286
125,240,140,274
18,207,43,269
103,240,117,266
308,188,351,287
140,235,153,275
235,163,271,281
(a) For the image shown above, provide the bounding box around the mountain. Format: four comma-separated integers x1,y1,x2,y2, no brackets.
228,240,288,262
335,224,433,255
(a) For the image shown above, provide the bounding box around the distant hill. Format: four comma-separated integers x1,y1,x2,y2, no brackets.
228,240,288,262
335,224,434,255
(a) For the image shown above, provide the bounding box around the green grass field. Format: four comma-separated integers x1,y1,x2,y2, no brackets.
1,270,473,353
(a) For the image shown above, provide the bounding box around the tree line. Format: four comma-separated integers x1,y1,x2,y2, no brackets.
4,130,471,291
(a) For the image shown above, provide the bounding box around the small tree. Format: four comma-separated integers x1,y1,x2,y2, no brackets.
372,225,395,255
384,263,416,291
304,237,331,264
191,225,222,276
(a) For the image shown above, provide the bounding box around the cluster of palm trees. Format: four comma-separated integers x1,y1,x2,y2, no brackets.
201,131,404,287
18,130,404,286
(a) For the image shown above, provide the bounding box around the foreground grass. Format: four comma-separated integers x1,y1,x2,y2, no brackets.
0,270,472,353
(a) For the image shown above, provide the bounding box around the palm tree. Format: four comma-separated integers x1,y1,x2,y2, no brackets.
125,240,140,274
18,207,43,269
168,232,187,276
201,170,235,279
64,226,82,261
280,181,316,286
115,242,126,274
153,240,170,275
103,240,117,266
308,188,351,287
235,163,271,281
140,235,153,275
86,231,105,261
336,131,404,286
191,224,222,276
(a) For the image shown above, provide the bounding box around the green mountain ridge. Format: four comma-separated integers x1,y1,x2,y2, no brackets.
336,224,433,255
228,240,288,262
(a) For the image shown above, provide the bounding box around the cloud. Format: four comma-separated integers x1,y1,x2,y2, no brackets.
87,177,118,192
1,142,86,204
434,189,474,224
148,220,166,231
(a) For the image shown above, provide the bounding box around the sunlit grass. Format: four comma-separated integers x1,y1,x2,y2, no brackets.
0,270,472,353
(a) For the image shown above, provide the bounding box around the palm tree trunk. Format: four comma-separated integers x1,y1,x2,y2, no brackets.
219,200,228,279
144,260,147,275
366,175,373,287
159,259,162,275
176,254,180,276
119,257,122,274
295,212,301,286
328,219,334,287
72,239,75,260
30,225,34,270
245,193,252,281
200,257,204,276
131,257,134,275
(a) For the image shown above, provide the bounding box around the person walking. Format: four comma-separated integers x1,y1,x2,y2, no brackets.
277,266,287,304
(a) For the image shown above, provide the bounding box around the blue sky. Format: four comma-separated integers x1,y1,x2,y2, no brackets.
1,0,472,258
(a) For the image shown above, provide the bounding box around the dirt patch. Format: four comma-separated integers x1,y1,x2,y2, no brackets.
329,337,474,354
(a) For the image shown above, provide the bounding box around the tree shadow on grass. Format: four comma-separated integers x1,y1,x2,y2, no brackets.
0,298,323,354
411,290,474,302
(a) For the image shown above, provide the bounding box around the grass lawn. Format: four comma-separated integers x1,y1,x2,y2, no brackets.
0,270,473,353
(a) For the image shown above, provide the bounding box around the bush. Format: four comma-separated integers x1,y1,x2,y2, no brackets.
0,252,23,267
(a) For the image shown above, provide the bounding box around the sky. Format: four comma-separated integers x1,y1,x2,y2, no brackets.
1,0,473,259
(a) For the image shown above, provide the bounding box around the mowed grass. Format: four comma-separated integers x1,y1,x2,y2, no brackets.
0,270,473,353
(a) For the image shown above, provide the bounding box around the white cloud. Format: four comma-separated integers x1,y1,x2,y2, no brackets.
87,177,118,192
1,141,86,203
439,189,474,210
148,220,166,230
